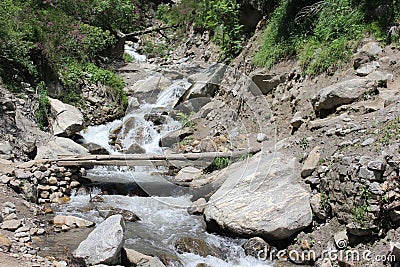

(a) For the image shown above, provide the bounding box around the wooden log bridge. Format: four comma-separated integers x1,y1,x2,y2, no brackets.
55,148,261,168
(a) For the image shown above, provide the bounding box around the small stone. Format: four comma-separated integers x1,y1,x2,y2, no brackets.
367,161,385,172
3,202,15,209
33,171,43,179
369,182,383,195
1,175,10,184
1,219,22,231
290,112,305,129
4,213,17,221
14,169,31,179
301,146,321,177
187,198,207,215
361,138,374,147
14,231,29,238
9,180,21,188
37,184,51,191
37,228,46,235
256,133,268,143
0,234,11,252
48,177,58,185
15,226,30,233
40,191,50,199
70,181,80,188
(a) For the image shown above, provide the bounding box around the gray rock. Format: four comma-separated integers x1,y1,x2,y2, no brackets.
358,166,375,180
74,215,125,265
53,215,95,228
301,146,321,177
179,64,226,102
367,161,385,172
35,137,89,160
360,42,383,58
14,169,31,179
315,258,333,267
187,198,207,215
310,193,328,220
125,143,146,154
3,201,15,208
124,248,166,267
369,182,383,195
174,98,212,114
367,70,393,86
0,142,12,155
159,128,192,148
174,167,203,184
361,138,374,147
1,219,21,231
174,236,221,258
312,79,376,111
85,143,109,155
256,133,268,143
128,76,171,94
49,98,84,137
204,152,312,240
250,70,286,94
290,112,305,129
356,62,378,77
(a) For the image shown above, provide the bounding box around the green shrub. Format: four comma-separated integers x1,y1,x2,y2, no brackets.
157,0,243,61
253,0,394,75
34,82,51,130
205,157,232,172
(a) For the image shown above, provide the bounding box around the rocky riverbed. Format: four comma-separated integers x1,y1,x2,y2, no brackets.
2,12,400,267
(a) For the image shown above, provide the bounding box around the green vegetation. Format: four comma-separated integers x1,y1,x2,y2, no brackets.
177,112,195,129
299,137,309,150
157,0,243,61
34,82,51,130
320,192,330,211
0,0,145,126
378,116,400,146
352,204,369,226
206,157,232,172
254,0,400,75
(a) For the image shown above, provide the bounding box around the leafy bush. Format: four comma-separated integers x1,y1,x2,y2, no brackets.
254,0,400,75
157,0,243,61
34,82,51,130
0,0,141,124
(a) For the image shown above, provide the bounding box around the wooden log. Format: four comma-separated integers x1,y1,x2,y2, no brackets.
52,148,261,167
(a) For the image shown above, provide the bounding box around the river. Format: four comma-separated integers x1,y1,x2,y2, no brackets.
55,46,273,267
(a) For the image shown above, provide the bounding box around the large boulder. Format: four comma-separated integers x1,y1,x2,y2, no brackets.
312,79,376,112
250,70,286,95
49,98,84,137
74,215,125,266
159,128,193,148
35,137,89,159
204,152,312,240
179,64,227,102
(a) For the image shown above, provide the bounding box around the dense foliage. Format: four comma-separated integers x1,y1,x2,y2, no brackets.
157,0,244,61
0,0,145,126
254,0,400,75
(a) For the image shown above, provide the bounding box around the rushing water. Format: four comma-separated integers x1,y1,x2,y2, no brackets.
66,53,273,266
